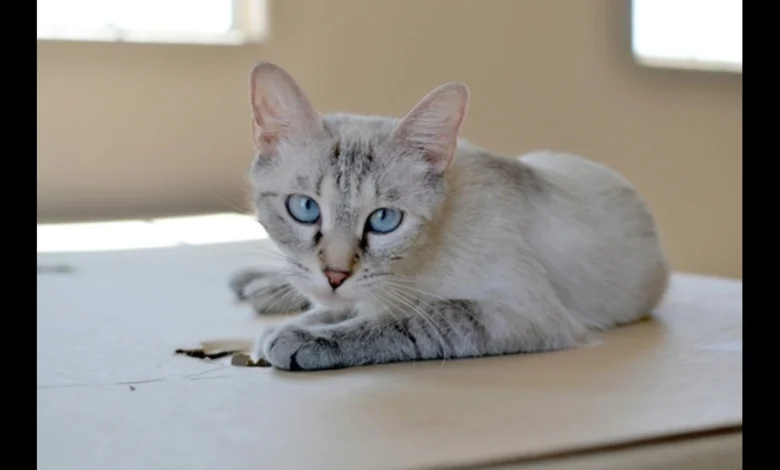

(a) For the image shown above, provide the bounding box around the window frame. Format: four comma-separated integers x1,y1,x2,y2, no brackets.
36,0,268,46
630,0,742,74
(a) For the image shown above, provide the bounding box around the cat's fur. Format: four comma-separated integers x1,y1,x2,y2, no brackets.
230,62,670,371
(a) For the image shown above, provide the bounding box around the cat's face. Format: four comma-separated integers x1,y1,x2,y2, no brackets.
251,117,446,309
246,63,468,309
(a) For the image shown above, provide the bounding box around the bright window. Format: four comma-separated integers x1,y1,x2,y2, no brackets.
631,0,742,73
37,0,267,45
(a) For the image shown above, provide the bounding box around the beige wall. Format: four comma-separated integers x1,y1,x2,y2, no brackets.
37,0,742,278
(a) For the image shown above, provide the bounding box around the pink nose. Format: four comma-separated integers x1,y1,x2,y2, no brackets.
324,269,350,289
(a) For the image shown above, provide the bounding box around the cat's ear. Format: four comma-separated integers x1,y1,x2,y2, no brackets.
249,62,325,154
391,82,470,172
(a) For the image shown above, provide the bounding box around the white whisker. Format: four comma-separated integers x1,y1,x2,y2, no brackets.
382,278,485,327
379,286,450,364
383,283,480,357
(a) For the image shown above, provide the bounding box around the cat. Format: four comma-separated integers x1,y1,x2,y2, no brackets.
229,62,670,371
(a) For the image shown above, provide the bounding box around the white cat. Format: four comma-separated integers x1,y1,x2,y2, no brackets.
230,62,670,371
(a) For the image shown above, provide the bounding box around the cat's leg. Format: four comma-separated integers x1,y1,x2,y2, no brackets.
257,255,592,370
255,306,357,351
259,300,491,370
259,293,590,371
228,268,311,315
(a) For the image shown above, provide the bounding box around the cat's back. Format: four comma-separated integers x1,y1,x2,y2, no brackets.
449,146,643,220
516,150,656,243
521,150,670,326
448,148,669,328
519,150,626,190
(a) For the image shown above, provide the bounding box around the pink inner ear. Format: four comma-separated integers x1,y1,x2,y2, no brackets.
391,84,469,172
425,142,457,172
261,133,276,147
251,115,278,153
394,115,461,172
252,93,278,127
250,82,325,154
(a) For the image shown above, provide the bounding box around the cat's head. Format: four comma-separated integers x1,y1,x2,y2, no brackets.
247,62,469,309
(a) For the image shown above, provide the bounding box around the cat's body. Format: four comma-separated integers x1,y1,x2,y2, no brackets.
413,144,668,331
231,63,669,370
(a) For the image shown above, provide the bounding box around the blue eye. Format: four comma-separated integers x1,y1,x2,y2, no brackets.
367,208,403,234
286,194,320,224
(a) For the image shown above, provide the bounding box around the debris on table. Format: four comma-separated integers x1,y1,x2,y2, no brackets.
175,348,235,360
230,353,271,367
175,338,270,367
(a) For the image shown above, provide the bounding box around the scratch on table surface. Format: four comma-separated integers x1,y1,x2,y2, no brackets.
37,264,75,274
36,365,231,390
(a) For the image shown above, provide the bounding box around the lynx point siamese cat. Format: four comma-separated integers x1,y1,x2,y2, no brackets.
229,62,670,371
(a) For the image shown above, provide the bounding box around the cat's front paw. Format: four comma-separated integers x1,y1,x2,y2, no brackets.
228,269,310,315
229,269,273,301
260,324,339,371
